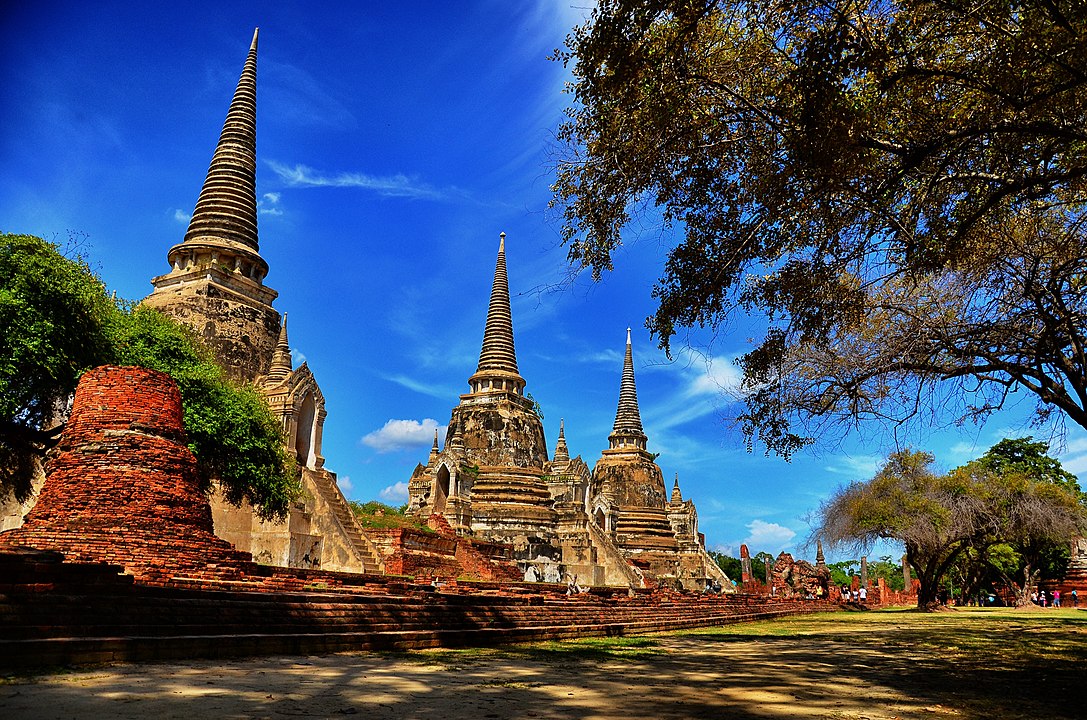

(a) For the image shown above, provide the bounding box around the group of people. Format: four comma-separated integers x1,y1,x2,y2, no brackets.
841,585,867,603
1032,588,1078,607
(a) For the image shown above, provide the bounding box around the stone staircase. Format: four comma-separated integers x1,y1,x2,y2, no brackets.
304,469,384,573
0,551,835,670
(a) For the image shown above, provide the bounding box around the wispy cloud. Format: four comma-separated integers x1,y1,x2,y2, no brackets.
823,454,882,480
577,348,623,365
266,160,463,201
173,208,191,223
383,374,455,400
336,475,353,493
361,418,445,453
379,481,409,503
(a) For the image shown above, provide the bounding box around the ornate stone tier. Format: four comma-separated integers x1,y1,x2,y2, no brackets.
449,396,549,471
0,366,254,581
591,450,669,510
142,285,280,382
469,466,558,539
614,507,681,552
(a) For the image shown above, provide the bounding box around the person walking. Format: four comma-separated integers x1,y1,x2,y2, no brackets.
1053,589,1061,608
1073,588,1079,607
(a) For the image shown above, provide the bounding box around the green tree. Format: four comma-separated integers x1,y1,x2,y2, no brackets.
0,233,299,519
962,439,1085,605
709,550,742,581
552,0,1087,455
817,447,1086,609
0,233,117,501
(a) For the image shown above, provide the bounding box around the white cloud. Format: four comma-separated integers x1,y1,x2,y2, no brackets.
742,519,797,553
379,481,409,503
678,353,745,400
173,208,191,223
258,191,283,216
267,160,462,201
291,349,306,366
336,475,353,493
361,418,444,453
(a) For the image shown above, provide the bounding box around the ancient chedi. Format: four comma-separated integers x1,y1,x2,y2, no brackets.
407,238,730,590
0,366,254,582
589,329,717,582
143,29,381,574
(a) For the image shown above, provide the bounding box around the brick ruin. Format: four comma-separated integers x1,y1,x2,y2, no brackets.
0,366,254,582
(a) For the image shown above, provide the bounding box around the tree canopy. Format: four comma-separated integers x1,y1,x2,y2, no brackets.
816,443,1085,608
552,0,1087,454
0,234,117,501
0,233,299,519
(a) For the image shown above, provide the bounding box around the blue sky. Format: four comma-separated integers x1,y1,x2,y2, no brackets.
3,1,1085,564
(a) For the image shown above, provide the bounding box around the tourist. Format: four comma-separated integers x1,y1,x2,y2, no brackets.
1053,590,1060,608
1039,589,1047,607
1032,590,1039,604
1072,588,1079,607
859,586,867,603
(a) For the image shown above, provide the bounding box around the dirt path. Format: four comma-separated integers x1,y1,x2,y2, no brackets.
2,613,1082,719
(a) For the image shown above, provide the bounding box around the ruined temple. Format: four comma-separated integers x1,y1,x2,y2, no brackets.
142,29,381,574
406,239,730,590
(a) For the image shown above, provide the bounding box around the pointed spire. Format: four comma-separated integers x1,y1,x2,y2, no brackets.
553,418,570,465
265,312,292,383
608,328,648,451
166,28,268,285
428,428,440,464
816,540,826,568
468,233,526,395
671,473,682,503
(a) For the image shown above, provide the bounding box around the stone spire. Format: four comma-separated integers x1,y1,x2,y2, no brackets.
428,428,440,464
608,328,648,451
145,28,278,383
448,416,465,457
816,540,826,569
164,28,268,284
467,233,526,396
671,473,682,503
553,418,570,465
265,312,292,383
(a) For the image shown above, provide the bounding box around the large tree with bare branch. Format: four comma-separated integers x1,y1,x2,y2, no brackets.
552,0,1087,454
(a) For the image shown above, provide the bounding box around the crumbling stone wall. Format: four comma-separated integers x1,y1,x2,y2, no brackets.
771,552,830,598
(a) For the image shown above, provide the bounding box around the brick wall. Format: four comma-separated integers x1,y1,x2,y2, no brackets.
0,366,254,581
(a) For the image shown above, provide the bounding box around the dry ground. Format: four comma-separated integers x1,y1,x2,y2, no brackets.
2,607,1083,719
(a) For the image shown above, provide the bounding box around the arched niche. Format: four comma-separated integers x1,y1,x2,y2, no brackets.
434,464,451,514
295,392,317,468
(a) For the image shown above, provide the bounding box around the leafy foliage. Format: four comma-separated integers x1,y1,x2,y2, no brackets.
553,0,1087,454
348,500,432,531
0,233,117,501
